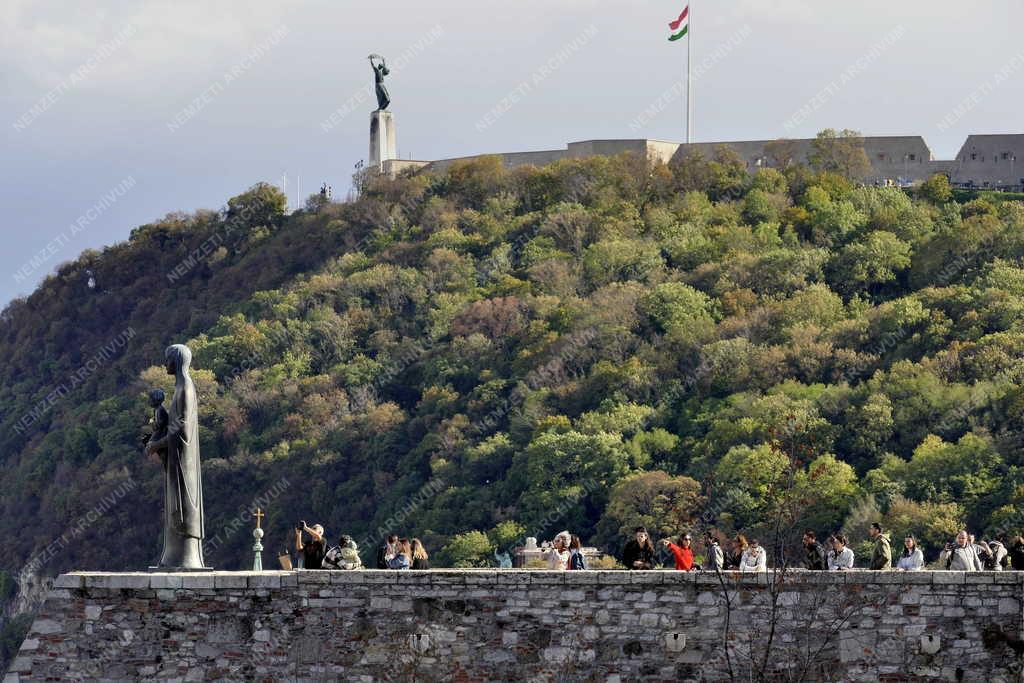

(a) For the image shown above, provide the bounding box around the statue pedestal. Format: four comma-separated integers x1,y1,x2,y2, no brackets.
369,110,396,171
148,566,213,572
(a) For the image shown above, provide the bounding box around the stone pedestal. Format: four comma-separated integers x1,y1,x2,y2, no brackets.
369,110,396,171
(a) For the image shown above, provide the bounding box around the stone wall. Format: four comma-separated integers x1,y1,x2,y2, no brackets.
6,570,1024,682
394,134,1024,189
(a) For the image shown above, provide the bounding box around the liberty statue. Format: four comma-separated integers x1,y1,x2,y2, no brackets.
368,54,390,110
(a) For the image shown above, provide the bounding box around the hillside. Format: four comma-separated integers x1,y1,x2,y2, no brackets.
3,146,1024,658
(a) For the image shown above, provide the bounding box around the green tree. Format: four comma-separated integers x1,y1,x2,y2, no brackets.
640,282,716,335
226,182,288,226
597,470,703,553
809,129,872,180
830,230,912,293
511,431,631,535
488,520,526,552
439,530,494,568
917,173,953,204
883,495,964,558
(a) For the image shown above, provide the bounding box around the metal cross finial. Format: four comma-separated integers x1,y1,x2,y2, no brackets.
253,507,265,529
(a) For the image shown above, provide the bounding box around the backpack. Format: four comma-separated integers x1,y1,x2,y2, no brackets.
977,544,995,570
322,546,343,570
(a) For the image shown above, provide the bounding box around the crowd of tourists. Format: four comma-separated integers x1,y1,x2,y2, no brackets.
294,519,1024,571
601,523,1024,572
604,523,1023,572
293,522,430,570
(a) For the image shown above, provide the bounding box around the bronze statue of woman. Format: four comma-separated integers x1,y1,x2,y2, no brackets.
146,344,206,569
369,54,390,110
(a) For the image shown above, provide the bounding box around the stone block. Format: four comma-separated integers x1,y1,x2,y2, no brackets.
496,571,531,586
894,571,934,584
990,572,1023,585
626,573,667,589
87,573,152,589
964,573,995,584
296,570,331,585
31,618,63,635
180,574,215,589
247,574,281,589
661,571,696,585
932,572,966,585
598,572,631,586
330,571,365,585
9,656,32,675
361,571,398,584
857,571,904,584
998,598,1019,615
694,571,732,587
53,573,85,589
528,572,566,587
213,574,248,589
150,574,184,590
570,571,600,584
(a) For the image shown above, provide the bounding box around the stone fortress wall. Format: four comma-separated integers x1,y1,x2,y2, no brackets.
385,134,1024,189
6,570,1024,682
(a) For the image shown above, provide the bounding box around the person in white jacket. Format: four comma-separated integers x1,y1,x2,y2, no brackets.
827,534,855,570
543,531,571,570
940,531,983,571
739,539,767,572
896,535,925,571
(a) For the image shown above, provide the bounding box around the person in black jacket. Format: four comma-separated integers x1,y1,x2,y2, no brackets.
803,530,827,570
295,521,326,569
622,526,656,570
376,534,398,569
411,538,430,570
1008,535,1024,570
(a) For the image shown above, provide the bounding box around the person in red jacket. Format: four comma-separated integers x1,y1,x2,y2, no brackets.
661,534,696,571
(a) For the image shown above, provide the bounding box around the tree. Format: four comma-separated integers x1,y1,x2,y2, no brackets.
511,431,631,535
829,230,912,293
226,182,288,226
488,520,526,554
708,145,749,200
750,167,789,194
809,129,871,180
918,173,953,204
439,530,494,567
669,150,714,193
597,470,703,552
742,189,783,224
882,495,964,559
582,238,664,287
764,139,800,170
640,282,716,335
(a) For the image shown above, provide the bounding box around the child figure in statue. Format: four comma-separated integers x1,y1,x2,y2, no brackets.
142,389,169,465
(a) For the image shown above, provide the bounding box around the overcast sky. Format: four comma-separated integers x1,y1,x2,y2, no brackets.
1,0,1021,307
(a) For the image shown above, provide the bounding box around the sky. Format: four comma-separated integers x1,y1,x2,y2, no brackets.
1,0,1021,307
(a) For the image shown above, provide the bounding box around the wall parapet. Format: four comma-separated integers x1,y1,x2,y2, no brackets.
7,570,1024,682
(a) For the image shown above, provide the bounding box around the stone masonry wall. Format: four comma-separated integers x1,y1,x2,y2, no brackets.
5,570,1024,682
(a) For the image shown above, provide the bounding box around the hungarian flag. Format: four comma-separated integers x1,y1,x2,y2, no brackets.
668,5,689,41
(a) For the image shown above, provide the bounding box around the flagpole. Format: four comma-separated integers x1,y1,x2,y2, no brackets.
686,1,692,144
